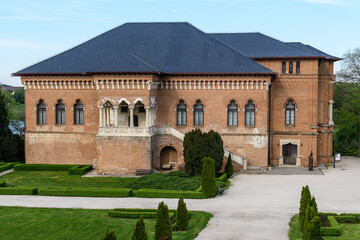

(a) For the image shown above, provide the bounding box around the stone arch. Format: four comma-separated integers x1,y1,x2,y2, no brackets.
160,146,178,170
98,98,117,108
118,98,131,105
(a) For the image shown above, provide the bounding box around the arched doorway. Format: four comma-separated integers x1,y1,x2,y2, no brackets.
282,143,297,165
160,146,178,169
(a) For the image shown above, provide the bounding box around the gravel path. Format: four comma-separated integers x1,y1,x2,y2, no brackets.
0,157,359,240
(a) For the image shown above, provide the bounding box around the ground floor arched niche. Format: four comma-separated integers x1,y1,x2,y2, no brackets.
159,146,178,170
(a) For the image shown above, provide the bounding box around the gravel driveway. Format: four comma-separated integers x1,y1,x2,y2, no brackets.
0,157,359,240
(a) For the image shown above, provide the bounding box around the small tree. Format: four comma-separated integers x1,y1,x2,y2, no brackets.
132,215,148,240
174,198,189,231
225,154,234,177
155,201,172,240
100,227,116,240
201,157,216,198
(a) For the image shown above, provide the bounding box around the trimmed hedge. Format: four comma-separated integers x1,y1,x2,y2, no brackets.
135,189,205,199
335,215,357,223
38,187,132,198
109,208,176,219
0,181,6,187
109,211,158,218
216,173,227,182
14,164,92,174
68,165,92,175
0,187,38,195
322,216,342,236
0,162,18,172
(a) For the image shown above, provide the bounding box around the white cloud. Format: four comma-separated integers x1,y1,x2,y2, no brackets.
0,39,50,50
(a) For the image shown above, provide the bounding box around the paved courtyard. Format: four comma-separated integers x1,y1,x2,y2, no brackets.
0,157,359,240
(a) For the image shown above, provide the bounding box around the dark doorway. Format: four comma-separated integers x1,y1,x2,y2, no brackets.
128,115,139,127
282,143,297,165
160,146,178,169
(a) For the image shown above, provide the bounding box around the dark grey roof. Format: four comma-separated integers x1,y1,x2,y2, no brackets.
15,22,273,75
210,33,339,59
286,42,338,59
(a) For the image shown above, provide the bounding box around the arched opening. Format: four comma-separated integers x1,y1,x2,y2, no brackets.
160,146,178,170
282,143,297,165
128,115,139,127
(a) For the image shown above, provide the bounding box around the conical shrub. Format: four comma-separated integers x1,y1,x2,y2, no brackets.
309,216,323,240
225,154,234,177
311,196,318,214
174,198,189,231
201,157,216,198
132,215,148,240
299,185,312,231
155,201,172,240
100,227,116,240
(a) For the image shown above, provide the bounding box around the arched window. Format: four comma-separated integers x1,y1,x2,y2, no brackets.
228,100,238,126
56,100,65,125
285,100,295,125
74,100,84,125
177,100,187,126
245,100,255,126
194,100,204,126
37,100,47,125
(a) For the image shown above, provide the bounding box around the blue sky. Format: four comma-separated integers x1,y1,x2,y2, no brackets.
1,0,359,86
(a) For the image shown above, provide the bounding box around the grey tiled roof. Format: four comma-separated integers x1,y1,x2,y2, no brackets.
210,32,339,59
15,22,273,75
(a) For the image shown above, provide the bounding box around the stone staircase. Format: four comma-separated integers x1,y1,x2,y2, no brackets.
155,126,244,166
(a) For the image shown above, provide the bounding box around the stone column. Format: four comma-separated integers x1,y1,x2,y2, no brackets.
113,106,119,127
328,100,334,125
145,106,150,127
99,106,103,127
129,106,134,128
107,107,111,126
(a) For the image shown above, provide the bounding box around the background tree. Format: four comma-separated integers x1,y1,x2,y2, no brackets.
183,129,224,176
0,90,11,148
13,89,24,104
335,48,360,156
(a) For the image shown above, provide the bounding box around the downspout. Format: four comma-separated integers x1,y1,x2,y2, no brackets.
267,76,275,166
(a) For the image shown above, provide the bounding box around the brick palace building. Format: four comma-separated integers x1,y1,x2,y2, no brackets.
13,22,339,174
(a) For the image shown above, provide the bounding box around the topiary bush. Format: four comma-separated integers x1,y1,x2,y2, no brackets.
183,129,224,176
201,157,216,198
299,185,311,231
310,216,323,240
174,198,189,231
311,196,318,214
155,201,172,240
225,154,234,177
100,227,116,240
132,215,148,240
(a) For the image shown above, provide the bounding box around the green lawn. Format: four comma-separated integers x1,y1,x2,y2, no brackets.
0,171,134,188
0,206,212,240
289,214,360,240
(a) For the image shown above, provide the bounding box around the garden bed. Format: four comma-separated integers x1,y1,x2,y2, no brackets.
289,213,360,239
0,166,230,198
0,206,212,240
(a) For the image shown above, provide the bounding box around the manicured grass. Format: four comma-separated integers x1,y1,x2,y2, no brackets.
0,206,212,240
0,171,134,188
289,214,360,240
